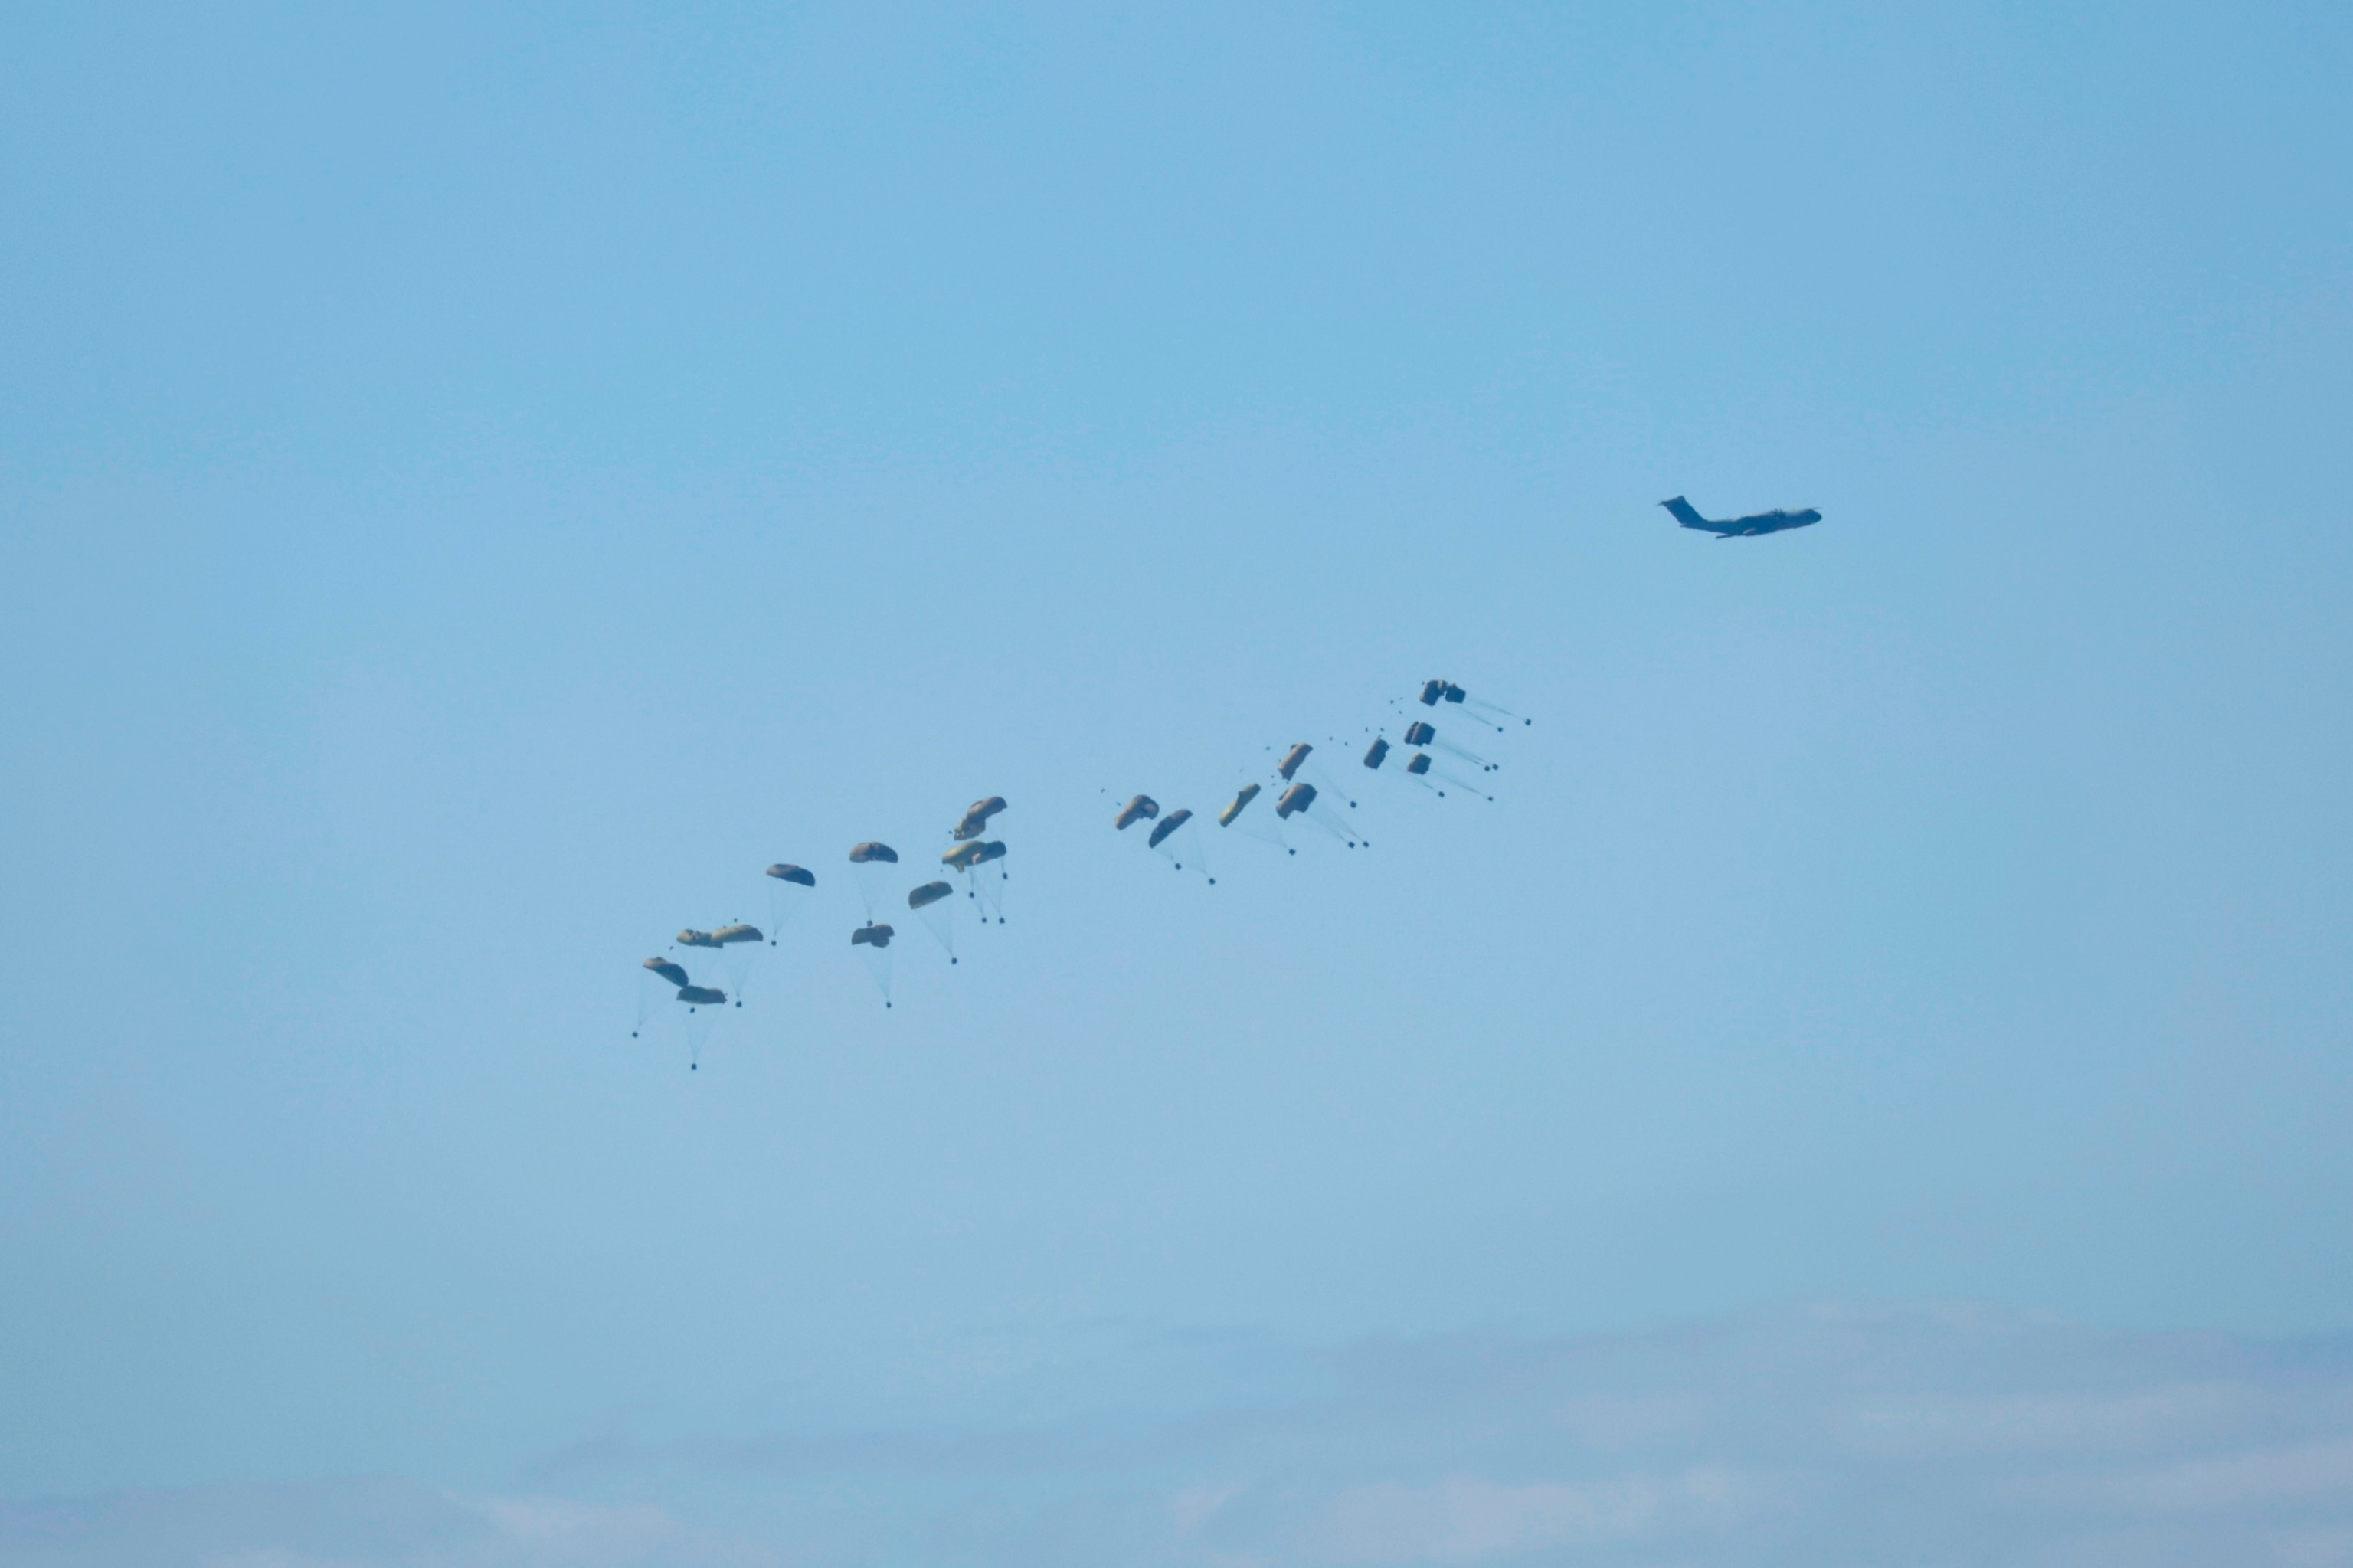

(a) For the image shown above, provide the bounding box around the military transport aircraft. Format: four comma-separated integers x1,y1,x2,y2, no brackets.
1660,496,1822,538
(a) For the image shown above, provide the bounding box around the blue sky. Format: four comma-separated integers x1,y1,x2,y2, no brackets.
2,3,2349,1561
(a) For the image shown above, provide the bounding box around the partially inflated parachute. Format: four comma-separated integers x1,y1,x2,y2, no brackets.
952,797,1007,841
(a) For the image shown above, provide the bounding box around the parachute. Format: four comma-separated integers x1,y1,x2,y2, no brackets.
944,839,1009,912
952,796,1007,841
849,842,900,920
1275,778,1363,847
674,983,727,1069
970,840,1009,922
1144,806,1212,882
1421,678,1527,730
676,929,722,949
1359,731,1458,800
1401,717,1494,774
633,957,689,1039
706,923,764,1003
850,921,895,1006
763,863,814,943
1114,795,1159,830
1275,738,1362,813
908,880,959,963
1216,779,1294,854
1404,749,1490,800
1261,733,1368,846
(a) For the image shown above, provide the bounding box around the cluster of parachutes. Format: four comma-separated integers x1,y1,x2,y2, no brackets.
630,679,1523,1069
633,796,1013,1067
1111,676,1526,875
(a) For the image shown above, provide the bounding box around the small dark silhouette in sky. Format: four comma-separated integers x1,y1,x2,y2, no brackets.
1661,495,1822,538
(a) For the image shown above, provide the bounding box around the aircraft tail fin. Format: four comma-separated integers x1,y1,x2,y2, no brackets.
1659,496,1715,531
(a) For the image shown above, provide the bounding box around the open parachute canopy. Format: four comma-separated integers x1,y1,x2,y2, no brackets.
1114,794,1159,830
643,957,688,987
1419,676,1527,728
851,922,895,948
1276,781,1317,819
1399,715,1495,774
712,923,763,946
676,928,722,949
908,880,954,911
952,796,1008,841
676,984,726,1007
1146,807,1193,849
1219,782,1260,826
764,863,816,887
849,841,898,864
1407,751,1432,774
1363,737,1391,770
1277,743,1314,781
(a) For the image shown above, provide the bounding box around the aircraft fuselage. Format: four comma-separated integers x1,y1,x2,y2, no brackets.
1660,496,1821,537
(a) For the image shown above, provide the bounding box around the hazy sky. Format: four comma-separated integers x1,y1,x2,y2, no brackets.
2,4,2348,1563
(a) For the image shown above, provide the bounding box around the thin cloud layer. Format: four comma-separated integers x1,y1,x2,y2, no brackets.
10,1304,2353,1566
